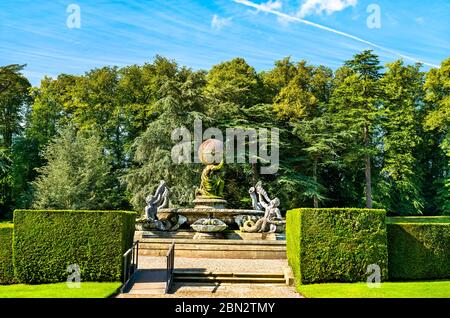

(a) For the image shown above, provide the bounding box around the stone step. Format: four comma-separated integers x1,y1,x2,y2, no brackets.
138,242,286,259
173,271,286,284
136,236,287,259
173,270,285,278
174,276,286,284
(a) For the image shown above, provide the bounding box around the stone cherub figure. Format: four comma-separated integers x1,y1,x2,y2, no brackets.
243,181,284,233
145,180,170,220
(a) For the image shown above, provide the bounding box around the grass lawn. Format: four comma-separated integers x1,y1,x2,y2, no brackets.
386,216,450,224
297,281,450,298
0,221,13,228
0,282,122,298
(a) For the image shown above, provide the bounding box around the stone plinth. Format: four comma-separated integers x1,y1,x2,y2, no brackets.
134,231,287,259
192,196,227,209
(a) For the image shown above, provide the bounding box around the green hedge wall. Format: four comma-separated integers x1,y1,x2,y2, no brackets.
13,210,136,284
0,223,14,284
287,208,388,285
387,216,450,281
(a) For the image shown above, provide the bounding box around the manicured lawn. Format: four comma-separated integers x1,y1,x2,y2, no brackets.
297,281,450,298
0,282,122,298
386,216,450,224
0,221,13,228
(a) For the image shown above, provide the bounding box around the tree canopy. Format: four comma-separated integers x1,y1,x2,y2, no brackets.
0,53,449,218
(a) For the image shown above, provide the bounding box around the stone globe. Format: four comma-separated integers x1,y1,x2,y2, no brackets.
198,139,223,165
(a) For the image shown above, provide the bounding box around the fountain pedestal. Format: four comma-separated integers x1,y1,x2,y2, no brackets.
192,196,227,209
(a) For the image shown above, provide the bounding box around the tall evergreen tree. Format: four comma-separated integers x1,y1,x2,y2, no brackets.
32,128,115,210
0,64,31,217
331,50,382,208
378,61,425,214
123,68,209,211
423,58,450,214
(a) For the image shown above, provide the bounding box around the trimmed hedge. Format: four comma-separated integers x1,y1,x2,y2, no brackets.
13,210,136,284
287,208,388,285
0,223,14,284
387,216,450,281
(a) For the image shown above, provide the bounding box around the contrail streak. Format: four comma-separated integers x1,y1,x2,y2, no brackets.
234,0,439,68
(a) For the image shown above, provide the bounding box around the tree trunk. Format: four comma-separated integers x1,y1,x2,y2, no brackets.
252,162,259,185
364,126,372,208
365,154,372,208
313,158,319,208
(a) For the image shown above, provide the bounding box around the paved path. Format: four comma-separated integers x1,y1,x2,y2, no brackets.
118,256,300,298
120,282,301,298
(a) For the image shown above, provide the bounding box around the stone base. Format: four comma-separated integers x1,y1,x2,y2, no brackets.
192,196,228,209
134,231,287,259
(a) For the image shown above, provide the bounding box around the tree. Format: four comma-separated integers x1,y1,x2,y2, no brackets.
331,50,382,208
294,115,351,208
205,58,267,188
0,147,12,216
32,128,116,210
205,57,263,111
262,57,298,101
422,58,450,214
378,61,425,214
123,68,209,211
0,64,31,149
25,56,183,211
272,61,347,208
0,64,31,217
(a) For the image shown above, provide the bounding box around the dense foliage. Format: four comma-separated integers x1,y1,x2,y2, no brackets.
0,52,449,217
13,210,136,283
286,208,388,285
387,216,450,280
0,223,14,284
32,128,120,210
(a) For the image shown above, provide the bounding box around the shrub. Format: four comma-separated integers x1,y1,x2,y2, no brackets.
287,208,388,285
13,210,136,283
387,216,450,280
0,223,14,284
32,128,120,210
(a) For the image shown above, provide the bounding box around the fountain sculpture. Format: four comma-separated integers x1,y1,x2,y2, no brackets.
136,139,285,236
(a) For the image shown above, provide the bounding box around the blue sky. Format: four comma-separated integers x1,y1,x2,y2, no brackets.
0,0,449,86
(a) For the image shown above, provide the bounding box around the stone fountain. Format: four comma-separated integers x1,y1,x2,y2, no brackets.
136,139,285,237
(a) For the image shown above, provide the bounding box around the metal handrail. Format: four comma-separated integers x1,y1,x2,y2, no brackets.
121,240,139,293
165,240,175,294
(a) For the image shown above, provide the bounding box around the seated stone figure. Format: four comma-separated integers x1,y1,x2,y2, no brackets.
242,181,285,233
259,197,282,233
145,180,169,220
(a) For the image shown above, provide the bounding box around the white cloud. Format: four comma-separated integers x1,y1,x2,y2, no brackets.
256,0,291,25
257,0,283,12
298,0,357,18
211,14,232,31
233,0,439,68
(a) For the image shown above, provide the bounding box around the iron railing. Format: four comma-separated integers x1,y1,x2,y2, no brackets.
121,240,139,293
165,240,175,294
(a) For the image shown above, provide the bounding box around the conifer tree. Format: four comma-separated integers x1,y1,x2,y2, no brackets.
331,50,382,208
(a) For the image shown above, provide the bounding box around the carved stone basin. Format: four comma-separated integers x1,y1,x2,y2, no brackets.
157,208,264,226
191,218,228,233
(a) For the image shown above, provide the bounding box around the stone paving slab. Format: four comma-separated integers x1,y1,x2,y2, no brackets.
119,283,301,298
